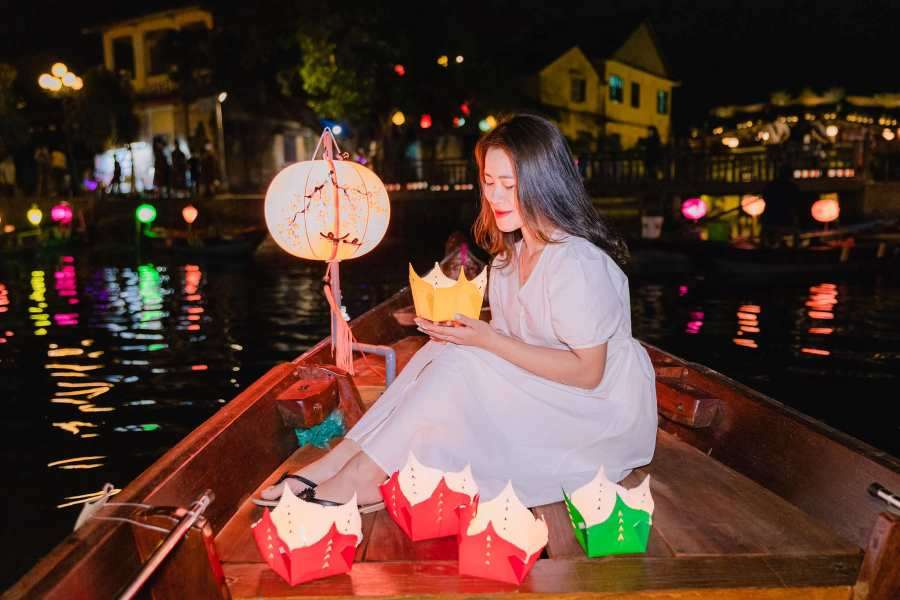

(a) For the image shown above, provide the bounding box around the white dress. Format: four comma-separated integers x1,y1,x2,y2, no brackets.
346,234,657,507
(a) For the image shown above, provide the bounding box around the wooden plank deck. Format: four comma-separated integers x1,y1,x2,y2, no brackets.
216,335,861,598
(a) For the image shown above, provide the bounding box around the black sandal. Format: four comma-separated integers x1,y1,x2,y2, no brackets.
275,472,317,490
251,472,318,507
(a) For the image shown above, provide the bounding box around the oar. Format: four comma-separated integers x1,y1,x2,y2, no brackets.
869,483,900,511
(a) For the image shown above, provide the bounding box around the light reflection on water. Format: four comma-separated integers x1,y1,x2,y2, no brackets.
632,273,899,458
0,246,897,587
0,249,405,586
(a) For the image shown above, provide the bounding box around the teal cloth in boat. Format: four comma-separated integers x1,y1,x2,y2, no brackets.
294,410,345,448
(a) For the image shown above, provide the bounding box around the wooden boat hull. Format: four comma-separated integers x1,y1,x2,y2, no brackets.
8,247,900,599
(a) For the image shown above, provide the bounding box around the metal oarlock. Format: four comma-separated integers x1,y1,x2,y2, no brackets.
116,490,215,600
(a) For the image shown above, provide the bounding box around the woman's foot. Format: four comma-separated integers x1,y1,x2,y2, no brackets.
259,439,361,501
259,473,317,501
306,451,387,507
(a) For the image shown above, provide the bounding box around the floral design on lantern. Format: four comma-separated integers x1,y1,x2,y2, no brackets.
264,157,390,262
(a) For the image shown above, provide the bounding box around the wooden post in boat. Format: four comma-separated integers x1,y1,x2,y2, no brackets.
129,506,229,599
852,511,900,600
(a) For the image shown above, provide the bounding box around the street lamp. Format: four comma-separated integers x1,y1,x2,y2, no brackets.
214,91,228,192
38,63,83,93
38,62,84,196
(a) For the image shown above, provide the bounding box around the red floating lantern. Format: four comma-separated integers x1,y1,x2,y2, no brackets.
393,64,406,77
419,114,432,129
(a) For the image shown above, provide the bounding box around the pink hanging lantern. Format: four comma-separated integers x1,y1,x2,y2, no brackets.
811,195,840,224
681,197,707,221
50,202,73,225
182,204,199,225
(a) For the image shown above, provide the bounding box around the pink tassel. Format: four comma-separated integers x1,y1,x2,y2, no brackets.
323,263,355,375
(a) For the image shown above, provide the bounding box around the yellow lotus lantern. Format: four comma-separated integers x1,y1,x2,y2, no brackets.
409,263,487,322
264,129,391,374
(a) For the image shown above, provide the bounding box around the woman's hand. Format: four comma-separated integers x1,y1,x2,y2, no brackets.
414,314,498,349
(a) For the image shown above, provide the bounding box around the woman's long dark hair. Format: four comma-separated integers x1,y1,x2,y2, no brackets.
472,114,628,268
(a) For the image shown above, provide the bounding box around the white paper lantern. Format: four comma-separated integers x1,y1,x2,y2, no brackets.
264,159,390,262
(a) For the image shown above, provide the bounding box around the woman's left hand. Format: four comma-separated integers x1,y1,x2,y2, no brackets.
414,314,497,349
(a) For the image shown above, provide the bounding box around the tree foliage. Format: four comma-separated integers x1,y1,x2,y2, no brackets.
295,33,371,123
0,63,29,154
64,66,138,155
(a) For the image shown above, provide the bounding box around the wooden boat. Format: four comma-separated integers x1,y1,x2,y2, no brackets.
8,243,900,599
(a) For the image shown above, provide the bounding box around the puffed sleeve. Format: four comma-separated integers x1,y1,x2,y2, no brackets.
548,246,626,348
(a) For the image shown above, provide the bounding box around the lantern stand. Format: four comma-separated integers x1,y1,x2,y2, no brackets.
316,129,397,384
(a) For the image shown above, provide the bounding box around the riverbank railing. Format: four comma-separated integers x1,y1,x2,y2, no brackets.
367,143,900,194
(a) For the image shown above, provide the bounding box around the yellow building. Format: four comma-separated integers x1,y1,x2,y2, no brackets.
92,6,316,192
98,7,214,151
532,21,677,150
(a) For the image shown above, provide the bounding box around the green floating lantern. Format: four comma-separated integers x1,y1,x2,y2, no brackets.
563,466,654,557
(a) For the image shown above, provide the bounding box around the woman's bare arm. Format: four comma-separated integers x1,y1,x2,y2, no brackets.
416,315,607,390
484,332,607,390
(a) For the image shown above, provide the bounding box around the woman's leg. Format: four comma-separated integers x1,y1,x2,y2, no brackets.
310,450,387,506
260,438,362,499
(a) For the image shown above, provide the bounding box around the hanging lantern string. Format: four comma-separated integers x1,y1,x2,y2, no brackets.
322,262,385,379
311,128,350,162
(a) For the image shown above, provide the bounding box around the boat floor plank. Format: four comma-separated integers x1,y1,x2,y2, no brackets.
361,510,459,562
217,332,860,595
639,432,860,557
223,555,858,599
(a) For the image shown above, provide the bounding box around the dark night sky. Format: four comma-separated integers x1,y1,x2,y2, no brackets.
1,0,897,131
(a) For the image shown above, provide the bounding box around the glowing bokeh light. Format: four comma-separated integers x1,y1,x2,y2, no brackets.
811,196,840,223
741,195,765,217
681,197,707,221
27,204,43,226
181,204,198,225
51,202,73,225
135,203,157,224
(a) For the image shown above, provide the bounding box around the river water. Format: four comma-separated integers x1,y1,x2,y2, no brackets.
1,235,897,587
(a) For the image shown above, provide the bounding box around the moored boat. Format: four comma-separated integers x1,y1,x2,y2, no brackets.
7,241,900,599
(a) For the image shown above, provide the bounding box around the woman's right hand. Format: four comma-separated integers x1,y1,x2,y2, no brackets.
415,317,455,344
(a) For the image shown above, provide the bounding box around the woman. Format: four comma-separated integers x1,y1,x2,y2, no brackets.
259,114,657,510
